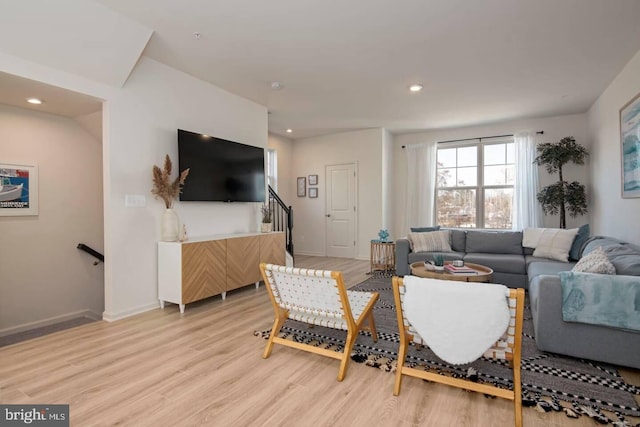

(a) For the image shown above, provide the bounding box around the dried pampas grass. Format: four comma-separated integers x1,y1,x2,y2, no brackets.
151,154,189,208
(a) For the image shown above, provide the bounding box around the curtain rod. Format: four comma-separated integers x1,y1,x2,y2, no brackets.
401,130,544,148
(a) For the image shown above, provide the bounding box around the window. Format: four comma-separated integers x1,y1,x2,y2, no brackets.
436,138,514,229
266,148,277,191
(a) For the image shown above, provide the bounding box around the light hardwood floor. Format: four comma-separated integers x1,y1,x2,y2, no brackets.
1,255,637,426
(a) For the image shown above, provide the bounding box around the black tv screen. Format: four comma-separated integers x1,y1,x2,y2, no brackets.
177,129,266,202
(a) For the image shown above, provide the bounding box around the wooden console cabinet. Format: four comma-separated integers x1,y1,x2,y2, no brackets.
158,232,285,313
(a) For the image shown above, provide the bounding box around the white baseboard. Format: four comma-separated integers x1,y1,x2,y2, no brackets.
295,250,326,257
102,301,160,322
296,251,369,262
0,309,102,337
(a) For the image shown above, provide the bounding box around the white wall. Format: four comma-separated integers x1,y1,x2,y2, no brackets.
103,57,267,320
0,52,267,322
0,104,104,334
291,128,384,259
267,133,294,204
382,129,394,234
393,114,590,236
588,49,640,243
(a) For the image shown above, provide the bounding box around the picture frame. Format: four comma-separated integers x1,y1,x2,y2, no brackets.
0,163,39,216
308,187,318,198
297,176,306,197
308,174,318,186
620,91,640,198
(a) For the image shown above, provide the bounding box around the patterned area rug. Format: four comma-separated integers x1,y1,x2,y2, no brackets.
256,276,640,425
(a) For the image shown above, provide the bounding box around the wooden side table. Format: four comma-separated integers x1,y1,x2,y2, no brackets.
370,240,396,276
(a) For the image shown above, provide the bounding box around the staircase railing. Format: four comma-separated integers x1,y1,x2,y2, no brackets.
77,243,104,265
268,185,293,259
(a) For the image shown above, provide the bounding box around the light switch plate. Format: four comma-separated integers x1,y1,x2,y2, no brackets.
125,194,146,207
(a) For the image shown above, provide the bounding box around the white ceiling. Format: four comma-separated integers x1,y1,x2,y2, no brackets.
2,0,640,138
0,72,103,117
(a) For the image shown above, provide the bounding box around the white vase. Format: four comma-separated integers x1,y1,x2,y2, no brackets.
161,208,180,242
261,222,272,233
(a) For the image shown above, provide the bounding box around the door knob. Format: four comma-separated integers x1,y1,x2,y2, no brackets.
325,214,331,217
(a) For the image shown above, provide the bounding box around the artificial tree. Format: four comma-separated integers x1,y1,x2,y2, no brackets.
533,136,589,229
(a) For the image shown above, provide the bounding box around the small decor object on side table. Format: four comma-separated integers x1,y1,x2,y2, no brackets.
151,154,190,242
261,203,272,233
378,229,389,242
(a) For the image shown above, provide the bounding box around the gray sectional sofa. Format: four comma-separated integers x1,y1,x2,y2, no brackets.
395,230,640,369
529,237,640,369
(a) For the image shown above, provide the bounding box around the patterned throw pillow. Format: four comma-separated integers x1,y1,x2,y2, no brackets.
572,246,616,274
532,228,579,262
408,230,452,253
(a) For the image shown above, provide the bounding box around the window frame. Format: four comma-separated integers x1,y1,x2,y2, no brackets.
435,137,514,229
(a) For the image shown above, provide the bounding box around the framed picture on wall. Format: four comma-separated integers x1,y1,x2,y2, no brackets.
308,174,318,186
0,163,38,216
297,176,306,197
620,91,640,198
308,187,318,198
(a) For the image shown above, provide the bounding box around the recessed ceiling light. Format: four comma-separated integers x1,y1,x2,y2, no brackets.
409,84,423,92
286,129,292,133
271,82,284,90
193,32,202,40
26,97,43,105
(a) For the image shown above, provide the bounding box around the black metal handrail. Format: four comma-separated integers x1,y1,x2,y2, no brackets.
268,185,294,259
77,243,104,264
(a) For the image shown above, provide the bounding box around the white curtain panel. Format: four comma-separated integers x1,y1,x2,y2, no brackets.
512,131,544,230
404,142,437,234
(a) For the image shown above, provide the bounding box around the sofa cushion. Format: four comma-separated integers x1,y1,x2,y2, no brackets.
604,245,640,276
408,251,464,264
465,230,523,255
582,237,623,254
463,253,526,275
533,228,578,262
408,230,452,253
527,259,573,281
450,229,467,252
569,224,590,261
572,246,616,274
410,226,440,232
583,237,640,276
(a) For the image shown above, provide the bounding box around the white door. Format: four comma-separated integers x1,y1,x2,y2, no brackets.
325,163,357,258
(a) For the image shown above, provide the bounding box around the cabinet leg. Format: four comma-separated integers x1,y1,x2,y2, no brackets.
255,281,260,289
179,304,185,314
160,300,165,309
221,291,227,301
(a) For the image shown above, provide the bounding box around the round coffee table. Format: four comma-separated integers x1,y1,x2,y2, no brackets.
410,261,493,283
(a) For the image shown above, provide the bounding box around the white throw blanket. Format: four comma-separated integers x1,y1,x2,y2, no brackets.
403,276,510,365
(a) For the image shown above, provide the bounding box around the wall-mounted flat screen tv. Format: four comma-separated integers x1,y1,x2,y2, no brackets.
177,129,266,202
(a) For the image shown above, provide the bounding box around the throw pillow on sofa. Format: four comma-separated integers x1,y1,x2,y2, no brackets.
408,230,452,252
532,228,579,262
572,246,616,274
569,224,590,261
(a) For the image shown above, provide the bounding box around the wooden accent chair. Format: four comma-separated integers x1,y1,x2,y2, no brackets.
259,263,379,381
392,276,525,427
